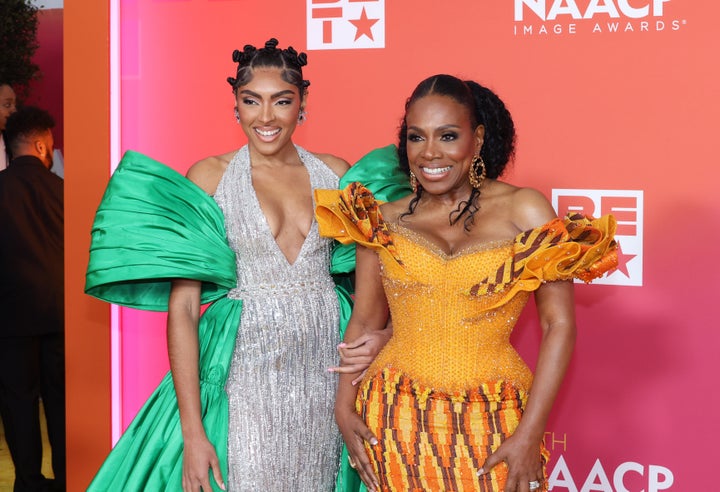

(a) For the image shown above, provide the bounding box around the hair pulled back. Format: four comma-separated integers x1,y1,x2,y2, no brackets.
227,38,310,100
397,74,516,230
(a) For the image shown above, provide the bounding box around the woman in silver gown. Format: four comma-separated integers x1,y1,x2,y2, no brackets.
172,39,390,491
85,39,404,491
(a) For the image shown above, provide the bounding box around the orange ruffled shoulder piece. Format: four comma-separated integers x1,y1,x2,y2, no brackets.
315,182,403,265
468,213,618,304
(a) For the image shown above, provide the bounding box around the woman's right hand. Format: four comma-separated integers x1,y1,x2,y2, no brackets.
329,321,393,384
336,406,380,492
182,435,225,492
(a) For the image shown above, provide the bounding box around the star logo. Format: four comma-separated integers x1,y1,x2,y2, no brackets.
350,6,380,41
307,0,385,50
609,241,636,278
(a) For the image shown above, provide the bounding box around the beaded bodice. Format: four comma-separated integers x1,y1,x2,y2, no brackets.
316,181,617,396
371,223,534,393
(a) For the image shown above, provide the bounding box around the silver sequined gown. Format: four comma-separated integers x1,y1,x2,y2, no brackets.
214,145,342,491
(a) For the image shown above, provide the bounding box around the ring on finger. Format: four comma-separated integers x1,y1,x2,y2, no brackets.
529,480,541,490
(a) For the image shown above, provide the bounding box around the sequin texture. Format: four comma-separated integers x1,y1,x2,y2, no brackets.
214,146,341,491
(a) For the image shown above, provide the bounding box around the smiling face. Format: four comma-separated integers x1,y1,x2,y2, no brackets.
405,94,484,198
234,67,303,157
0,84,17,131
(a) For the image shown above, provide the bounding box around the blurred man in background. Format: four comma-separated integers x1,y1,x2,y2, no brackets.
0,106,65,492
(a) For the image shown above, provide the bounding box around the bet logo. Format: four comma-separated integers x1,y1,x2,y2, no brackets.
553,189,643,286
307,0,385,50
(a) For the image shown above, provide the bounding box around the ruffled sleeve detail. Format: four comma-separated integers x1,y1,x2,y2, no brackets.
329,145,412,275
468,213,618,304
84,151,237,311
316,182,403,266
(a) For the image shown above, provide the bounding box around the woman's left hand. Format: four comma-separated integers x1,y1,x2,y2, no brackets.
478,433,544,492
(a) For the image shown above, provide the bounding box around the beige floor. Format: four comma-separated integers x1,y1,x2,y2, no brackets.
0,402,54,491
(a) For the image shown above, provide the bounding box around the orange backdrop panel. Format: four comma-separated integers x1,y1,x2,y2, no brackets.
64,1,111,490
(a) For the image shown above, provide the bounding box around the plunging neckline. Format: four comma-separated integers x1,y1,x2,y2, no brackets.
246,151,315,267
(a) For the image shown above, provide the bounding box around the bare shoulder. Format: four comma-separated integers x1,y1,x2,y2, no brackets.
186,150,236,195
379,195,413,223
508,186,558,231
312,152,350,178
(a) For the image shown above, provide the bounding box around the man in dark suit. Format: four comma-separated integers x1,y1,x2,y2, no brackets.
0,106,65,492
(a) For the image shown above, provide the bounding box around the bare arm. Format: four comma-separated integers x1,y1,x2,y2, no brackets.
480,280,576,491
480,186,575,491
335,245,389,491
517,281,576,445
168,279,225,491
511,189,576,442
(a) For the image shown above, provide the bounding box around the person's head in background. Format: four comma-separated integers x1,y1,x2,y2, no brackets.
5,105,56,169
0,83,17,132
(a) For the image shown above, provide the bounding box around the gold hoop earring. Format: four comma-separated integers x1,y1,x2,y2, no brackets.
469,154,486,190
410,171,418,193
469,155,486,191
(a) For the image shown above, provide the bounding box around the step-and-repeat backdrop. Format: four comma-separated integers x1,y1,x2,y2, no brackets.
112,1,717,489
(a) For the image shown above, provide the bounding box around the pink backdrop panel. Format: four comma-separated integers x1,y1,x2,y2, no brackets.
115,1,719,488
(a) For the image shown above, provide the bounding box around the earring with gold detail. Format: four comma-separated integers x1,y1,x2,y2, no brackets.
409,171,418,193
468,154,486,190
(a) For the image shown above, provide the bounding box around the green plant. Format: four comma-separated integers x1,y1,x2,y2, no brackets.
0,0,40,101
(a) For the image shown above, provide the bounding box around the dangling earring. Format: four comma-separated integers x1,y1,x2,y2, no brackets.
233,107,240,124
468,154,486,190
298,109,307,125
410,171,418,193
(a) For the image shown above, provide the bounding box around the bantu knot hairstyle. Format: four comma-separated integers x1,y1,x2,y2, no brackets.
227,38,310,100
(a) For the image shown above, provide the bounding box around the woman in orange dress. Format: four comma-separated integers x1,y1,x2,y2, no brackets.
316,74,617,492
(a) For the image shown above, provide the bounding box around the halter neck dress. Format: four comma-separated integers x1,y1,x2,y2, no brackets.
214,145,342,489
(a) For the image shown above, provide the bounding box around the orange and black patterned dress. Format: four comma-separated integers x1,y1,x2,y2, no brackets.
316,183,617,492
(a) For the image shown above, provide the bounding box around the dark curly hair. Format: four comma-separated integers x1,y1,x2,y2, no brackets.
227,38,310,101
4,105,55,156
397,74,516,230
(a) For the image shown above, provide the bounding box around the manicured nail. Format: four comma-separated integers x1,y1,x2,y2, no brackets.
370,437,378,445
338,342,347,348
477,468,484,475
